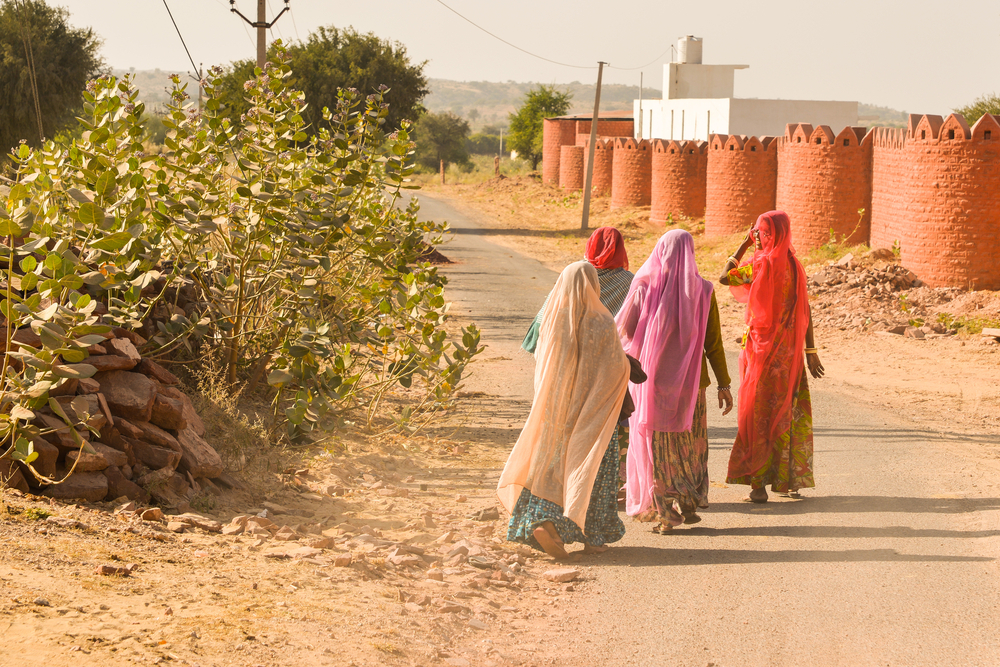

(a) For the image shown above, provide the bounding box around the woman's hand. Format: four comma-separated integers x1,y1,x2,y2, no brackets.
806,353,825,379
718,388,734,415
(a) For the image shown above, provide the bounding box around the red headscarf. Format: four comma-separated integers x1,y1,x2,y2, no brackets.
729,211,811,478
585,227,629,271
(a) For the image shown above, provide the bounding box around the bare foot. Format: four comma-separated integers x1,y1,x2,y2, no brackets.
582,544,609,554
532,523,569,559
745,488,768,504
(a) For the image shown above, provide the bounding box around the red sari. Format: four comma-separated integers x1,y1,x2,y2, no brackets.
726,211,815,491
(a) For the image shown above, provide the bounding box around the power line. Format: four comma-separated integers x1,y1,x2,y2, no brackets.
432,0,595,70
609,44,674,71
218,0,256,49
288,3,301,41
267,0,284,41
161,0,200,78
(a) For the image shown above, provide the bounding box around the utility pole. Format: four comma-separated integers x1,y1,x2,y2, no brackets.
581,61,606,231
230,0,290,68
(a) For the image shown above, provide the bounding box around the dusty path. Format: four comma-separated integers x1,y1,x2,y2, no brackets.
417,192,1000,667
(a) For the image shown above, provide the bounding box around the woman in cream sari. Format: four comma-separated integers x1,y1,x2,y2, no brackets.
498,261,630,558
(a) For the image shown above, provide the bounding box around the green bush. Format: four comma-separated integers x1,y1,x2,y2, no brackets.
1,44,481,479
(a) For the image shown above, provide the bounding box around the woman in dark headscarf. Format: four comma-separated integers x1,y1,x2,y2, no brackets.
616,229,733,532
720,210,825,503
521,227,634,354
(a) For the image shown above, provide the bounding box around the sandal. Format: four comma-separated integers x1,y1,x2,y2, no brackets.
682,512,702,525
744,488,768,504
652,523,674,534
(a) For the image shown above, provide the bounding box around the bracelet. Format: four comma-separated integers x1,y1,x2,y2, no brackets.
718,385,731,392
726,256,739,266
804,348,818,355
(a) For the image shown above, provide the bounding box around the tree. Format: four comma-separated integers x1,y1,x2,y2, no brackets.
215,26,427,131
0,0,104,150
507,85,571,170
954,93,1000,125
413,111,470,183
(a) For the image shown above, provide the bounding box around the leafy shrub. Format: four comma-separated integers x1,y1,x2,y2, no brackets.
1,44,480,479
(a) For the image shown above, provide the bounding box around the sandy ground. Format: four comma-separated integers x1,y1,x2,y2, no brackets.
3,179,998,667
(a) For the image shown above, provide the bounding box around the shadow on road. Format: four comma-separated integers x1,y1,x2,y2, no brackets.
711,496,1000,515
655,525,1000,539
449,227,592,239
594,546,994,567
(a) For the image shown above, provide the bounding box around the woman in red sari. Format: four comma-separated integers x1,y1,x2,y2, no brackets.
719,211,824,503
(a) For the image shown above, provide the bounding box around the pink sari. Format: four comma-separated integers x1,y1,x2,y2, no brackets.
728,211,811,480
615,230,714,516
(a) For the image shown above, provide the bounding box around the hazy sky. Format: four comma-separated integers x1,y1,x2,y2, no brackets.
58,0,997,114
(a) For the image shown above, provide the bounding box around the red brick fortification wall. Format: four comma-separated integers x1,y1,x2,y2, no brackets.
577,119,635,138
610,138,652,209
650,139,708,222
559,145,585,191
776,124,873,250
705,134,778,237
542,119,577,185
870,113,1000,289
582,138,615,196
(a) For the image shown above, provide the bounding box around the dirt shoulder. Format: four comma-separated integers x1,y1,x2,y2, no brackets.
418,177,1000,440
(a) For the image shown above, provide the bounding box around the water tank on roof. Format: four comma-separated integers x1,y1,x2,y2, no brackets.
676,36,703,64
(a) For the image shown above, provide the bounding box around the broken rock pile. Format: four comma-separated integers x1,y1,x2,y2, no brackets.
3,327,229,508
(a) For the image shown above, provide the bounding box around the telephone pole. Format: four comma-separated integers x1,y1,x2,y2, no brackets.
230,0,290,68
581,61,606,231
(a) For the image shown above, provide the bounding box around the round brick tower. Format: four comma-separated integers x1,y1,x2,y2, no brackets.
559,145,585,191
870,113,1000,289
542,118,576,185
582,138,615,196
650,139,708,223
610,138,652,209
776,124,873,250
705,134,778,237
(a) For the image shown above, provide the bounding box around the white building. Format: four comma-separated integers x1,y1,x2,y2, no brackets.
634,36,858,142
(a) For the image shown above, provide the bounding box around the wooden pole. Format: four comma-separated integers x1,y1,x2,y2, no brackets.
256,0,267,68
581,61,606,231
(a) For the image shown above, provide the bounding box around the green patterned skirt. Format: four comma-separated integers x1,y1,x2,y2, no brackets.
507,426,625,550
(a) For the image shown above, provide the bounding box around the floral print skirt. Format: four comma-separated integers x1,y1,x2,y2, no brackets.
636,388,709,525
727,370,814,492
507,426,625,550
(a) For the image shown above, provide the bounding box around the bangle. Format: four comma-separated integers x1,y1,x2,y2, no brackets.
718,385,731,392
804,348,818,355
726,256,739,266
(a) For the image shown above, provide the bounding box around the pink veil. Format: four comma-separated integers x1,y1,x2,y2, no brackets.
614,229,714,516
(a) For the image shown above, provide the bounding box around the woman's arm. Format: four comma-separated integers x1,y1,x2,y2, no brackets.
719,228,755,285
703,293,734,415
805,306,825,378
618,285,645,345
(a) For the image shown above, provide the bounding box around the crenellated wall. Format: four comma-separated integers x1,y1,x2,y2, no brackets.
559,145,585,191
610,138,652,209
650,139,707,222
776,124,873,250
583,138,615,196
539,113,1000,289
704,134,778,236
542,119,578,185
870,113,1000,289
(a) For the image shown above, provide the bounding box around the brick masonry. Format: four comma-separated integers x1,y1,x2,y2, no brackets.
651,139,708,222
611,138,652,209
541,113,1000,289
776,124,873,250
559,145,585,191
870,113,1000,289
705,134,778,237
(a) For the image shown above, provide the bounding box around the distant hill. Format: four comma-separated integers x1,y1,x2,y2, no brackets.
113,69,909,133
423,79,657,130
858,102,908,129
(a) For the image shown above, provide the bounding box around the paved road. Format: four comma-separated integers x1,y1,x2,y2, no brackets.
414,192,1000,667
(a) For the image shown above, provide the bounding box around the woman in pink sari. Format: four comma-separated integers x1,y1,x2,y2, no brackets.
720,211,825,502
616,229,733,532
